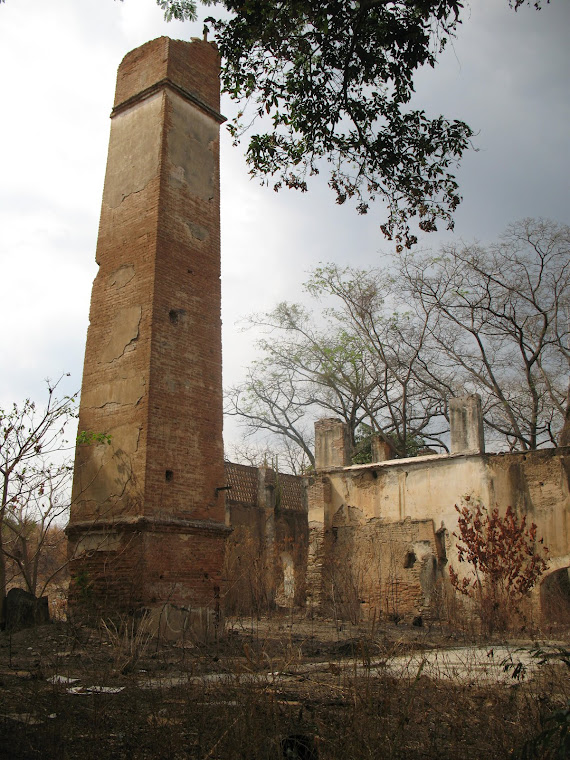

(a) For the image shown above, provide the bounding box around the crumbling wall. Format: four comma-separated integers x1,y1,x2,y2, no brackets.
307,404,570,624
306,476,330,613
487,448,570,624
324,510,442,623
486,448,570,556
223,463,308,615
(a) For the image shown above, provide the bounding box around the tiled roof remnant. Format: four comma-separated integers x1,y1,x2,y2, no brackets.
224,462,258,505
276,472,306,512
224,462,306,512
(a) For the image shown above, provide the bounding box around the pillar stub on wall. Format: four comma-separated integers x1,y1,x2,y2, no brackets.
450,394,485,454
314,418,351,469
371,435,395,462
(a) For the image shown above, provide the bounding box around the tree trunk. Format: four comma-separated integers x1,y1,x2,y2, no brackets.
0,537,6,629
559,387,570,446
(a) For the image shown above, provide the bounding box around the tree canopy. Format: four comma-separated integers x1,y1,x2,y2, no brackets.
150,0,547,247
227,219,569,467
0,0,547,243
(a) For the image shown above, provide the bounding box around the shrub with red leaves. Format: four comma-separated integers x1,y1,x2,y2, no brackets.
449,501,549,631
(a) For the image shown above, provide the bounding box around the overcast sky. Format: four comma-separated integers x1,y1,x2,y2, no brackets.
0,0,568,452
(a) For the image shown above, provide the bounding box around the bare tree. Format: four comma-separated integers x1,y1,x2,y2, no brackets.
560,381,570,446
0,377,77,624
227,219,569,463
226,440,310,476
225,351,318,469
400,218,570,450
226,267,451,462
306,264,453,453
3,464,71,600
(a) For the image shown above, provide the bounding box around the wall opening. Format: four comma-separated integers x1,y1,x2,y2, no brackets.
281,552,295,604
541,566,570,624
435,528,447,565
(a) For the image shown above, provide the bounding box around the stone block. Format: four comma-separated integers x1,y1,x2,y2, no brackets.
314,418,351,469
3,588,50,631
450,394,485,454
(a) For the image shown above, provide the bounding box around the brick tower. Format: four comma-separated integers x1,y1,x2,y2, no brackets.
67,37,229,637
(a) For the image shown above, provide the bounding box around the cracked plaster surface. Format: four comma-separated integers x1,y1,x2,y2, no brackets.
102,94,162,209
82,375,145,409
109,264,136,289
74,423,142,511
101,306,141,362
167,98,217,201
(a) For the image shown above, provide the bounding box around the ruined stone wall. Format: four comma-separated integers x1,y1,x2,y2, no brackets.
223,464,266,613
486,448,570,558
308,414,570,623
223,463,308,614
324,514,442,623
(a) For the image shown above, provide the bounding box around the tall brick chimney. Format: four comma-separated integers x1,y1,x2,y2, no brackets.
67,38,229,637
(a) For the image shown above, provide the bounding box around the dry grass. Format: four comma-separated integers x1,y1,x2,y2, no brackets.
0,612,568,759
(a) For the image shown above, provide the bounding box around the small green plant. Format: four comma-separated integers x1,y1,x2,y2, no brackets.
73,570,93,602
76,430,112,446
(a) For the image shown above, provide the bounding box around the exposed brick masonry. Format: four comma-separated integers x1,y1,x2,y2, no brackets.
68,38,229,634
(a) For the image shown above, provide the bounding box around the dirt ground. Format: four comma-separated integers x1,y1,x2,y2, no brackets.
0,612,568,759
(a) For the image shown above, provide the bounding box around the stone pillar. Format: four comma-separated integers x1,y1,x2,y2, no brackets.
371,435,395,462
306,475,332,613
258,466,276,607
314,419,351,469
67,37,230,637
449,394,485,454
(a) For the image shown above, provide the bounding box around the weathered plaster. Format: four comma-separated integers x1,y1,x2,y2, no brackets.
73,422,142,512
187,221,209,242
109,264,136,289
102,93,163,209
81,374,145,409
167,96,217,201
100,306,142,363
76,531,122,554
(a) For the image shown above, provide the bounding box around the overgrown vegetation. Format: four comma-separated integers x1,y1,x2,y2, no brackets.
450,500,549,633
515,646,570,760
1,614,568,760
0,378,77,624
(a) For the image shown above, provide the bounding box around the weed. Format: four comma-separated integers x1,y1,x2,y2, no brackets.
99,612,153,674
